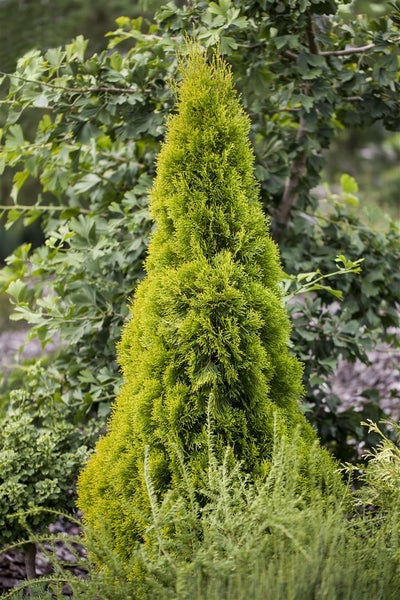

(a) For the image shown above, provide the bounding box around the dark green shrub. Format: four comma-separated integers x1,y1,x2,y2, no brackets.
0,365,94,578
77,48,341,567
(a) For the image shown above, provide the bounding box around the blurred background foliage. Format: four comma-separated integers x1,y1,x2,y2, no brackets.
0,0,165,72
0,0,166,263
327,0,400,224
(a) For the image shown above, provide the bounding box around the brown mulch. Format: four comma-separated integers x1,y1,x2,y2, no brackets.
331,343,400,419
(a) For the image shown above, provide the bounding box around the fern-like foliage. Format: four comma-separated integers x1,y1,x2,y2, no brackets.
74,428,399,600
357,419,400,510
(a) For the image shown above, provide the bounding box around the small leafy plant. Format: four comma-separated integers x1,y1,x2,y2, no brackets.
355,419,400,511
0,365,94,579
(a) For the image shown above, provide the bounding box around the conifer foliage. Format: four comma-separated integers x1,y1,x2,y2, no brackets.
77,48,338,563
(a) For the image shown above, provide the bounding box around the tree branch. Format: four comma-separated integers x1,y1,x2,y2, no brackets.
284,43,375,60
0,203,90,213
275,12,319,232
306,11,319,55
0,70,144,94
275,116,308,228
319,43,375,57
275,15,374,233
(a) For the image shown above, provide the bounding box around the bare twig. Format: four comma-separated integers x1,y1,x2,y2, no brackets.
319,43,375,57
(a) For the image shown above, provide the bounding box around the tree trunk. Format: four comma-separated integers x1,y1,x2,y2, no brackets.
275,116,307,228
23,541,37,580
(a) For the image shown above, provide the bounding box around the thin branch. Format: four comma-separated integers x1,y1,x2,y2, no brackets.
265,106,301,115
0,70,144,94
0,203,90,213
319,43,375,57
306,11,320,55
275,14,319,232
284,50,299,60
284,43,375,60
343,95,363,102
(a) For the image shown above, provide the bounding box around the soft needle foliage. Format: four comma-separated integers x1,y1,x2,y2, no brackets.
77,48,340,565
54,429,400,599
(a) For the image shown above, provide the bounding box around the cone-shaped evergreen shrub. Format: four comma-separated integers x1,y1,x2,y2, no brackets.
78,48,340,565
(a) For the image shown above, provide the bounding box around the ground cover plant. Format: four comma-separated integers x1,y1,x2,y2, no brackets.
75,426,400,600
0,368,96,581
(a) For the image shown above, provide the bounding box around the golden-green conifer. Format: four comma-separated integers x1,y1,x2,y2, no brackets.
78,48,340,565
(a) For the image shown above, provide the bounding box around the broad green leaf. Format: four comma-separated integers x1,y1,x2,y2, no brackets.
74,174,101,194
7,279,27,302
32,94,49,109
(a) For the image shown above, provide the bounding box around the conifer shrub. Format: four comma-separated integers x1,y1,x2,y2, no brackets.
74,429,398,599
77,48,341,566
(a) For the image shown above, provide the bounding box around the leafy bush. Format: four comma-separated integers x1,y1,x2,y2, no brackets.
283,181,400,459
0,362,95,578
355,419,400,511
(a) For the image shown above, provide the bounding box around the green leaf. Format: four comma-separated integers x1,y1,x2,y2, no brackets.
6,279,27,302
110,53,123,71
32,94,49,109
5,209,22,229
340,173,358,194
12,170,29,194
65,35,88,62
74,174,102,194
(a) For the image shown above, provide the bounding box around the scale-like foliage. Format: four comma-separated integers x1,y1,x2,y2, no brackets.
77,49,339,564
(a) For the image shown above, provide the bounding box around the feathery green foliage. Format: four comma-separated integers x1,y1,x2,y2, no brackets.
6,422,400,599
355,419,400,511
77,48,340,566
74,428,397,599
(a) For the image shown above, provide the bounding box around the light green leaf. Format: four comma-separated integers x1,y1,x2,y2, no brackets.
74,174,102,194
340,173,358,194
6,279,26,302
